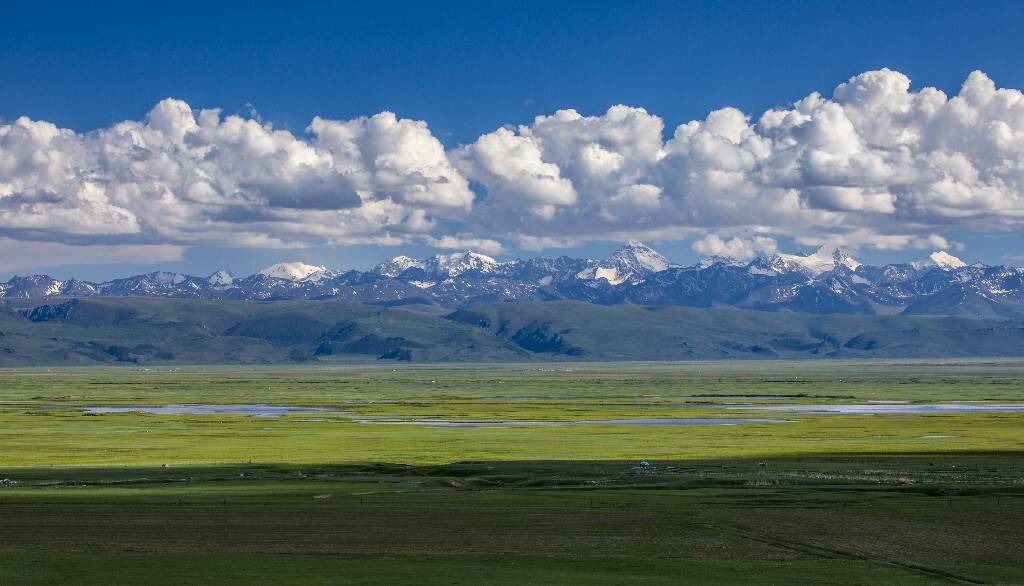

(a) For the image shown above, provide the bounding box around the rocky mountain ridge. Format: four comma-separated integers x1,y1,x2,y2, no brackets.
3,242,1023,317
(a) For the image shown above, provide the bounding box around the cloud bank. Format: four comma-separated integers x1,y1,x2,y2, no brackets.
2,69,1023,263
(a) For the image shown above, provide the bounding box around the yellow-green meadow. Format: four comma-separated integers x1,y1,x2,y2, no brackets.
2,361,1023,583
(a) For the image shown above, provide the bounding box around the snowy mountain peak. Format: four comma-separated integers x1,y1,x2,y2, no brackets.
257,261,327,281
773,243,861,275
376,251,501,279
913,251,967,270
812,243,861,270
814,242,839,255
207,270,235,287
0,274,65,298
576,241,677,284
608,240,675,273
696,255,747,269
375,255,426,278
430,251,500,277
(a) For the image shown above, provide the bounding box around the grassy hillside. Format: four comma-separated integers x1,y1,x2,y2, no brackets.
1,298,527,365
446,301,1024,360
4,298,1024,365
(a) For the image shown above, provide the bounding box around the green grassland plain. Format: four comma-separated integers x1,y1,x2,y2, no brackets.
1,360,1023,584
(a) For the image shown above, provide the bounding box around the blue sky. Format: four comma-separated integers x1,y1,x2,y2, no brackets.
2,1,1024,279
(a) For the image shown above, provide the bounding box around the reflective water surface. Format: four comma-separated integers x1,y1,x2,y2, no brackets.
84,404,352,417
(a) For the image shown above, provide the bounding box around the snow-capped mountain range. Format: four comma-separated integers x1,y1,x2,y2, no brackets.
3,241,1024,318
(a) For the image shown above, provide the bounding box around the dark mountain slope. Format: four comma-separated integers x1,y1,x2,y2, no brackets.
446,301,1024,360
8,298,527,365
4,298,1024,365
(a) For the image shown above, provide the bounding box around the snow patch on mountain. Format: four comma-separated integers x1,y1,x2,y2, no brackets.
153,272,187,286
579,266,625,285
258,262,327,281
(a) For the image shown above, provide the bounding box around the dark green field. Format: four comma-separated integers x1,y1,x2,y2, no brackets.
1,361,1023,584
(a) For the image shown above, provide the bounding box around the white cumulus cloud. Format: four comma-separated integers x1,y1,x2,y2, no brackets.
692,234,778,260
0,100,478,258
460,68,1024,253
425,235,505,255
0,237,183,273
3,68,1024,267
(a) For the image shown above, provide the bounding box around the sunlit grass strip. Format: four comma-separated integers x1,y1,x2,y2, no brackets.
2,410,1021,467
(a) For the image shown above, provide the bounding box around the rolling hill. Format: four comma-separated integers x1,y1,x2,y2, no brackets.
2,298,1024,365
445,301,1024,361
